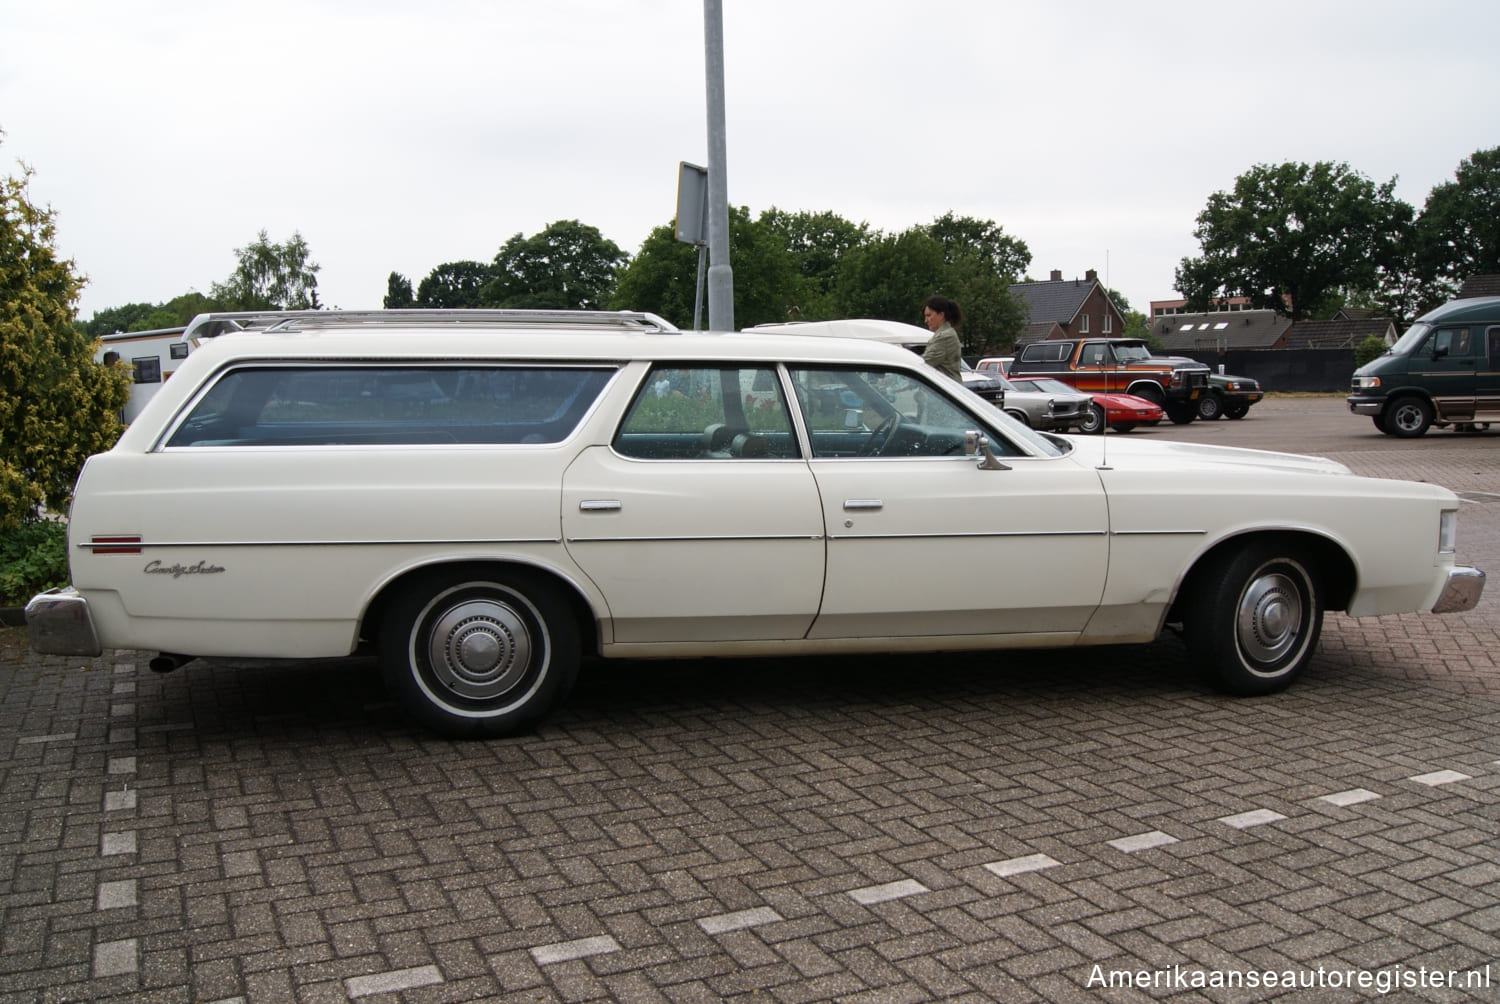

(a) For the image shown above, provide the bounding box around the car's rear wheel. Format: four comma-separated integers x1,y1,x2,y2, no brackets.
1183,543,1323,696
1385,396,1433,438
1196,393,1223,420
1076,402,1105,434
379,569,579,738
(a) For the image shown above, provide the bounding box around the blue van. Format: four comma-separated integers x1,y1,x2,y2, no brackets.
1348,296,1500,437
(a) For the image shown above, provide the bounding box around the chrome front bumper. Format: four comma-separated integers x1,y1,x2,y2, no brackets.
25,587,103,657
1433,567,1485,614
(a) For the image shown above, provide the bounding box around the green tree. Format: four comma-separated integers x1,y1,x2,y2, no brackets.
832,226,1026,354
482,220,628,311
925,212,1031,277
415,261,496,308
611,207,798,329
759,208,870,319
210,229,321,310
1410,146,1500,309
385,272,415,308
0,151,130,527
1175,161,1414,321
610,224,700,326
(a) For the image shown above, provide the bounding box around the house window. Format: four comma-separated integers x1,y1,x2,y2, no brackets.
1079,314,1089,333
1103,314,1112,334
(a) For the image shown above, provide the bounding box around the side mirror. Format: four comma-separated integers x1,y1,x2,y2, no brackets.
964,431,1011,470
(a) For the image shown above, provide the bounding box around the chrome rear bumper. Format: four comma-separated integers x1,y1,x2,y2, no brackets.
25,587,103,657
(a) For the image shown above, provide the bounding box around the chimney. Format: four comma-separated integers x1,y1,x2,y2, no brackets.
1085,269,1097,282
1049,269,1062,282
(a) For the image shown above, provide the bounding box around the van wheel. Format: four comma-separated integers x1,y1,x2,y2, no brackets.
1385,396,1433,438
1184,543,1323,696
379,570,579,738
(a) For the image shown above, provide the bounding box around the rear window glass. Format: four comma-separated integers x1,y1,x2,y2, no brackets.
164,365,615,447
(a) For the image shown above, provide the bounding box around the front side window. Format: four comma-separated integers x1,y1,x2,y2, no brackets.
1428,326,1476,358
614,364,797,459
164,364,615,447
787,366,1024,459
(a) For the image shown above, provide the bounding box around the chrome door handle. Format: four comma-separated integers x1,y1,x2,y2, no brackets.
578,500,622,512
843,499,883,511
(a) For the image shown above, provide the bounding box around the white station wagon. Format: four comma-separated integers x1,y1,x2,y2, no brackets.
28,310,1484,737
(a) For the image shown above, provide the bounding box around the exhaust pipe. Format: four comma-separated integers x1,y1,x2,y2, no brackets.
148,652,193,674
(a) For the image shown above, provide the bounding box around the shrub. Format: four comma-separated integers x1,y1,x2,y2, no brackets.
0,520,69,607
1354,334,1389,368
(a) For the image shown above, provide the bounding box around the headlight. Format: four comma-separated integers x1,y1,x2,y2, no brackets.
1353,376,1382,390
1439,510,1457,554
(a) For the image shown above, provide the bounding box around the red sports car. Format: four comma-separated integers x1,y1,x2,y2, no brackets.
1090,389,1165,433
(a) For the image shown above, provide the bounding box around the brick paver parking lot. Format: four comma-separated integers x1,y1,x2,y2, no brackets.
3,398,1499,1003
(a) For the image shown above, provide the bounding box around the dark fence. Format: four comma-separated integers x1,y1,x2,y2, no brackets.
1177,349,1356,393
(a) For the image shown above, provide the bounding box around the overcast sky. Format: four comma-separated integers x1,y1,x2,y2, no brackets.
4,0,1497,325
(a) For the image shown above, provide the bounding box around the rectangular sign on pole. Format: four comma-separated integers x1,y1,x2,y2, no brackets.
675,161,708,245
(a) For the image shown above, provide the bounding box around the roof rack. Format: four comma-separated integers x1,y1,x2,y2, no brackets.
182,309,679,342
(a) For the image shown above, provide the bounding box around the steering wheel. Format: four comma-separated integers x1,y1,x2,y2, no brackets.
858,412,902,456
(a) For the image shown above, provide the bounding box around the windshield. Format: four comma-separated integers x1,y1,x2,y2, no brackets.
1389,321,1433,355
1011,378,1076,396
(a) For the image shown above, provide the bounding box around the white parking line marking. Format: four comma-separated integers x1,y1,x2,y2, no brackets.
984,853,1062,878
530,935,621,966
698,906,783,934
1318,788,1381,806
1410,770,1471,786
849,879,929,905
93,938,138,977
1108,831,1179,853
1218,809,1287,829
345,965,443,998
97,879,137,910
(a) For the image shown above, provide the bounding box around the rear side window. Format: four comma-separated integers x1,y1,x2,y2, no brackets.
163,365,615,447
1020,342,1071,363
614,364,798,459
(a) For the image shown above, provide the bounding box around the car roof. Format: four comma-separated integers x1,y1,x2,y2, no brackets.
746,318,932,346
1418,296,1500,324
180,321,928,369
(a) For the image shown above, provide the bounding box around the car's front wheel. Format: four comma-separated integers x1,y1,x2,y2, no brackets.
1183,543,1323,696
1384,396,1433,437
1224,404,1249,420
1108,422,1137,433
379,569,580,738
1076,402,1106,434
1196,393,1223,420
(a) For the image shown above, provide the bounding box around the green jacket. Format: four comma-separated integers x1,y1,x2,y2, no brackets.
923,323,962,381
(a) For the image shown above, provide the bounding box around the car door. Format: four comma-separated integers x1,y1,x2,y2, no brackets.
786,365,1109,640
1415,325,1480,420
561,363,825,645
1477,325,1500,422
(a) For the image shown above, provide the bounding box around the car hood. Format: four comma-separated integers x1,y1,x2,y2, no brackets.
1091,392,1159,409
1060,435,1354,478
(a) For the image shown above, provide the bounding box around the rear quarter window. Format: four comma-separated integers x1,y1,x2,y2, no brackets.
1019,342,1072,363
162,364,616,447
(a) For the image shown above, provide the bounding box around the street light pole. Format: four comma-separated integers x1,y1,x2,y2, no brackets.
703,0,733,332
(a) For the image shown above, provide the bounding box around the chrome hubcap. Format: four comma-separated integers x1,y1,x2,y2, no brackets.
426,598,533,699
1236,570,1302,668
